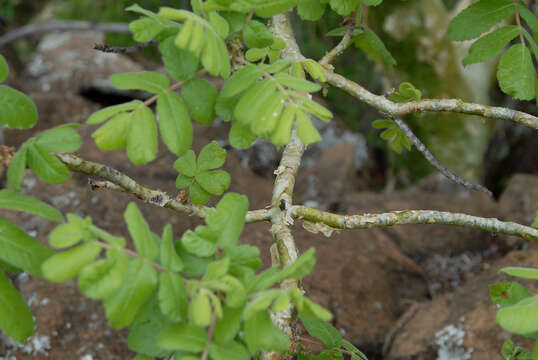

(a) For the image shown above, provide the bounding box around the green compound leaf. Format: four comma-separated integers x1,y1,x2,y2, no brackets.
462,25,520,66
220,65,264,98
229,121,257,149
26,144,70,184
195,170,231,195
198,141,227,171
157,323,207,352
159,36,199,82
0,272,34,343
42,242,102,283
243,20,273,48
372,119,412,154
158,272,187,322
130,17,165,42
0,216,54,276
78,249,129,300
0,54,8,82
182,78,218,125
490,281,532,307
160,224,183,272
245,310,290,353
389,82,422,103
105,258,158,329
87,100,142,125
0,189,62,222
174,150,197,177
209,340,250,360
124,202,159,260
330,0,360,16
298,0,326,21
157,91,193,156
496,295,538,337
35,124,82,153
353,26,396,71
7,146,27,191
497,44,536,100
447,0,515,41
205,193,249,250
110,71,169,94
252,0,298,18
92,112,129,151
127,105,158,165
0,85,37,129
501,267,538,280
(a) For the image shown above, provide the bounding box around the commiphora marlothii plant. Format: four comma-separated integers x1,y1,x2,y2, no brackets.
0,0,538,359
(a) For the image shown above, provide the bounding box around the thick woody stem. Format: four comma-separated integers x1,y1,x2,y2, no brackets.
291,205,538,242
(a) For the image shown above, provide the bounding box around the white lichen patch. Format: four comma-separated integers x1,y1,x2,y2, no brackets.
435,318,473,360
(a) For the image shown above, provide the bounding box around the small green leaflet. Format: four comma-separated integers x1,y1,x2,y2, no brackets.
110,71,169,94
78,249,129,300
160,224,184,272
182,78,218,125
372,119,412,154
159,36,199,82
87,100,142,125
127,105,159,165
157,323,208,352
158,272,188,322
299,309,342,348
496,295,538,337
205,193,249,250
389,82,422,103
0,85,38,129
447,0,515,41
157,91,193,156
297,0,326,21
250,0,298,18
0,54,8,82
243,20,273,48
462,25,520,66
501,267,538,280
26,143,70,184
7,146,27,191
330,0,359,16
277,248,316,281
0,272,35,343
124,202,159,260
130,17,165,42
92,112,130,151
244,310,290,353
0,189,63,222
105,258,158,329
497,44,536,100
0,216,54,276
34,124,82,153
490,282,532,307
220,65,264,98
209,341,250,360
353,26,396,71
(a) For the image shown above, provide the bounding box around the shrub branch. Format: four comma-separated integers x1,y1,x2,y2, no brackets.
291,205,538,242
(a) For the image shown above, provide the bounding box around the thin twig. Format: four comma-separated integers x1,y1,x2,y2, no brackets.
291,205,538,242
0,21,130,47
55,153,272,223
201,315,217,360
93,40,157,54
392,117,492,196
319,10,358,67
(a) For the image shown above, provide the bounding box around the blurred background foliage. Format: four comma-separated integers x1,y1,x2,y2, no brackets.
1,0,536,195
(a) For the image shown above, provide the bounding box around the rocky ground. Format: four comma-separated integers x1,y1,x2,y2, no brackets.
1,32,537,360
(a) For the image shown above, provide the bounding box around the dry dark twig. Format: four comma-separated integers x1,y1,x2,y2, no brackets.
93,40,157,54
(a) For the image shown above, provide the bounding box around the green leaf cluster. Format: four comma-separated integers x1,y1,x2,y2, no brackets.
490,267,538,358
37,194,332,359
218,62,333,148
297,0,382,21
372,119,412,154
0,53,37,129
8,124,82,190
448,0,538,100
174,141,231,204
